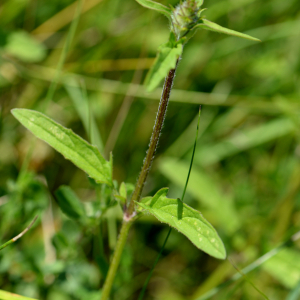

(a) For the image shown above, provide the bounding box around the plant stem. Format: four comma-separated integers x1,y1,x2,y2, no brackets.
101,59,179,299
126,59,179,217
0,216,38,251
101,219,133,300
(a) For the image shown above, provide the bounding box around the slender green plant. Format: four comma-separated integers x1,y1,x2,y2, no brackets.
11,0,260,299
0,217,39,300
0,216,38,251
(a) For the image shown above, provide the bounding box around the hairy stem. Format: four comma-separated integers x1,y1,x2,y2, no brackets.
100,59,179,299
126,59,179,217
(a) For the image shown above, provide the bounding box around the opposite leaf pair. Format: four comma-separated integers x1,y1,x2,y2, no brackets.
12,109,226,259
136,0,260,91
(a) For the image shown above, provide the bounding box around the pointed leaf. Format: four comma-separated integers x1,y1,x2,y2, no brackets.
11,109,113,186
137,188,226,259
145,43,183,91
55,185,85,220
135,0,172,19
196,19,261,42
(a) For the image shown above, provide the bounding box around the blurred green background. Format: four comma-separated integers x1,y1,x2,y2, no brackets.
1,0,300,299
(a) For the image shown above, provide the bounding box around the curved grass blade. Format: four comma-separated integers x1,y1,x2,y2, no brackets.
138,228,171,300
180,106,202,203
0,216,38,251
135,0,172,20
229,259,269,299
137,188,226,259
11,109,113,186
196,19,261,42
42,0,83,111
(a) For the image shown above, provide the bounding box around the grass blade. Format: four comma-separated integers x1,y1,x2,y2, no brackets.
0,216,38,251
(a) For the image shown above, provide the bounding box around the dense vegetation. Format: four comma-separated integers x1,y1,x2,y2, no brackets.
1,0,300,299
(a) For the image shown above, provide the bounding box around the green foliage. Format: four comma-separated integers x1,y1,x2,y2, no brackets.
63,78,104,152
119,182,127,199
0,290,38,300
134,0,172,20
113,182,127,205
158,157,240,233
137,188,226,259
11,109,113,186
1,0,300,299
195,19,261,42
193,117,296,167
4,31,46,63
287,282,300,300
263,248,300,289
137,0,259,91
54,186,85,221
145,39,183,91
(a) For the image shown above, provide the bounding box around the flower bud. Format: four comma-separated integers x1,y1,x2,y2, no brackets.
171,0,204,39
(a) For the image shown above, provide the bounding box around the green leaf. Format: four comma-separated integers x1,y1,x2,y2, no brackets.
125,183,135,196
55,185,85,220
4,31,46,63
119,182,127,198
135,0,172,20
0,290,38,300
195,19,261,42
114,182,128,205
11,109,113,186
137,188,226,259
158,157,240,233
145,43,183,91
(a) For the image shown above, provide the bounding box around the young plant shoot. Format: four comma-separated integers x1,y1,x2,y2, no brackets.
11,0,260,299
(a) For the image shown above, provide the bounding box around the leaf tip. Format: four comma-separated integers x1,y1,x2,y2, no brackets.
11,108,19,117
218,249,227,260
213,242,227,260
